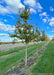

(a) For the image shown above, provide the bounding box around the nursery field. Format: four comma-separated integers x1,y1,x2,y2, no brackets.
0,41,53,75
0,42,46,75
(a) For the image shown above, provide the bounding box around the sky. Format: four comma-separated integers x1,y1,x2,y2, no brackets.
0,0,54,42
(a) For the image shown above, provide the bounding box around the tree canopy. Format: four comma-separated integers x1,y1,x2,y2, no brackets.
51,37,54,41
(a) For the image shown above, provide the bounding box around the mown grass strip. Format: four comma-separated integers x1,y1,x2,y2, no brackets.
0,46,25,57
32,41,54,73
0,43,37,57
0,42,45,74
0,43,44,63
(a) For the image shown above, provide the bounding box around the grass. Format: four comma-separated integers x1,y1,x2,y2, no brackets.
0,42,45,74
0,46,25,57
32,41,54,73
0,43,38,57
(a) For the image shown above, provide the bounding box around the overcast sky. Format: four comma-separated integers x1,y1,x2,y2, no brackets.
0,0,54,42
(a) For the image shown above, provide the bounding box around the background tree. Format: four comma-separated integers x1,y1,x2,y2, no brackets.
51,37,54,41
32,28,35,42
41,31,50,41
41,30,46,41
0,39,2,44
45,35,50,41
35,24,41,42
9,6,34,66
12,38,17,44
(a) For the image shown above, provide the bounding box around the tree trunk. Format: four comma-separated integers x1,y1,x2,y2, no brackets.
25,43,27,66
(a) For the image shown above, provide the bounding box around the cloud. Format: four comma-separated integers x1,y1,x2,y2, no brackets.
24,0,43,13
9,16,14,19
4,19,8,22
50,6,54,12
49,17,54,27
35,2,43,12
39,12,49,17
30,8,36,14
39,12,50,23
49,17,54,22
0,21,15,32
42,18,47,23
0,0,43,14
47,27,49,29
50,31,54,32
49,22,54,27
0,5,10,14
24,0,36,7
40,12,54,27
0,34,9,36
0,0,24,14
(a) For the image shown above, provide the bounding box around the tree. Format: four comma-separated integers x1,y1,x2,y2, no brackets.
12,38,17,44
9,6,34,66
41,30,46,41
51,37,54,41
31,28,35,42
0,39,2,44
45,35,50,41
35,24,41,42
41,31,50,41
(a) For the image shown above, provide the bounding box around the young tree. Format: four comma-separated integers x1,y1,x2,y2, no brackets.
12,38,17,44
35,24,41,42
40,31,50,41
32,28,35,42
41,30,46,41
51,37,54,41
0,39,2,44
45,35,50,41
9,6,34,66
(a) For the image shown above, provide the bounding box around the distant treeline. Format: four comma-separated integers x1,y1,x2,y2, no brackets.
51,37,54,41
0,42,24,44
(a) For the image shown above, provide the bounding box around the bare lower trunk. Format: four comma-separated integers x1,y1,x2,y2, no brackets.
25,43,27,66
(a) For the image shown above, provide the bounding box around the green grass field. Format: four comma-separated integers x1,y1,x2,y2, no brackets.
32,41,54,74
0,42,45,74
0,42,54,75
0,43,44,57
